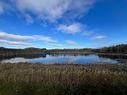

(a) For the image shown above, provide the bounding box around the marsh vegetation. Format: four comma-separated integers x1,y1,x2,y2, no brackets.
0,63,127,95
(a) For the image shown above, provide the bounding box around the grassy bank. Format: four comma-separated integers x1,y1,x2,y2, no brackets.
0,63,127,95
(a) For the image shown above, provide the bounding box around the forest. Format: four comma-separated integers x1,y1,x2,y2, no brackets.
48,44,127,54
94,44,127,54
0,44,127,57
0,47,47,58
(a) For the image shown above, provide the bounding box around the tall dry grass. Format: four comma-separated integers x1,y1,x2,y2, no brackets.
0,63,127,95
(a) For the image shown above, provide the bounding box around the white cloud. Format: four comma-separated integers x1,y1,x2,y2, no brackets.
0,2,6,14
33,35,57,43
58,23,83,34
58,23,97,36
66,40,78,45
82,30,94,36
0,1,13,15
0,39,33,46
0,31,57,43
92,35,107,40
14,0,95,22
0,32,34,41
0,0,97,27
0,5,4,14
47,43,63,47
25,14,34,24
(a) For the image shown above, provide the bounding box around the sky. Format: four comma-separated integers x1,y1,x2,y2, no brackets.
0,0,127,49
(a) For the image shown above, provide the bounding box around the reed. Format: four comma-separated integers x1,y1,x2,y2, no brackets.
0,63,127,95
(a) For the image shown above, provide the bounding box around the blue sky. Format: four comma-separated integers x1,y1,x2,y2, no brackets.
0,0,127,49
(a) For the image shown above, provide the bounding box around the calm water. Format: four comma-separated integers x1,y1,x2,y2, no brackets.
0,54,127,64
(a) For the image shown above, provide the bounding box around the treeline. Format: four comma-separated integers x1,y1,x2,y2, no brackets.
0,47,47,57
48,44,127,54
0,44,127,57
94,44,127,54
47,48,93,54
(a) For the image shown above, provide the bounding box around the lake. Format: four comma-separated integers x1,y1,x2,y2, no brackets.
0,54,127,64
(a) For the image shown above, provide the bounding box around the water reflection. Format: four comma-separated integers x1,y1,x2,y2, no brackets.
1,58,31,63
0,54,126,64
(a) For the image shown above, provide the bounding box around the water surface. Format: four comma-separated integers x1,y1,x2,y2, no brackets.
0,54,127,64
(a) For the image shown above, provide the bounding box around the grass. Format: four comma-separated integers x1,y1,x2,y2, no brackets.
0,63,127,95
